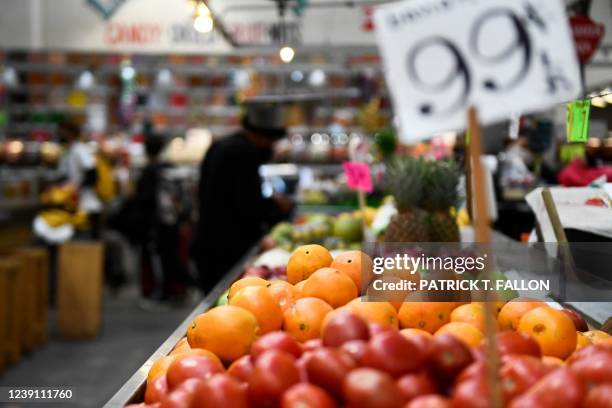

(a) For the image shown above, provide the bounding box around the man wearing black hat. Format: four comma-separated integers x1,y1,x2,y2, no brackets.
195,102,292,293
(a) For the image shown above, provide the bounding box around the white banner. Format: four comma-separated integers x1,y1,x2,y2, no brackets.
0,0,377,53
374,0,582,142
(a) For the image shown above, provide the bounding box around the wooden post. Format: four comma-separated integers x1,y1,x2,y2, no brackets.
358,190,368,240
467,107,491,243
467,107,502,408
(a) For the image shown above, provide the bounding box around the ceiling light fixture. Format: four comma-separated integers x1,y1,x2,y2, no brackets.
279,46,295,63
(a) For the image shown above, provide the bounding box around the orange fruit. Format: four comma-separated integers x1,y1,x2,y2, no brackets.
175,348,222,365
400,328,433,340
330,250,373,292
451,303,486,332
302,267,358,308
435,322,484,348
147,355,175,383
397,302,454,334
286,244,333,284
498,298,547,331
345,298,399,329
267,280,301,312
583,330,611,344
596,337,612,347
229,285,283,334
541,356,565,367
294,280,306,294
283,297,333,342
477,301,506,316
228,277,269,301
576,332,592,350
169,337,190,355
517,306,577,359
365,275,412,311
187,305,259,363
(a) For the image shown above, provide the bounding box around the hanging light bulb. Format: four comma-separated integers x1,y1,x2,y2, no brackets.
193,1,213,33
279,46,295,63
194,15,213,33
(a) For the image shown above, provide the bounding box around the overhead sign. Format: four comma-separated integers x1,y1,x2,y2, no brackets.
570,15,605,64
87,0,127,20
0,0,376,53
374,0,582,141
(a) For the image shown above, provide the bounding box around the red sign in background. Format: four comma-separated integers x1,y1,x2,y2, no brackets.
570,15,605,64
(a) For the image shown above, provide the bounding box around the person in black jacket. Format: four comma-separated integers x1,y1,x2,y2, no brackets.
136,133,189,301
195,102,292,293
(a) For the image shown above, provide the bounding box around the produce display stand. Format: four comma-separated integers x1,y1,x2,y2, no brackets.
104,244,261,408
105,229,611,407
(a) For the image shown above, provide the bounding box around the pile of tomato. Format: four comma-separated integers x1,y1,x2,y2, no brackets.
128,308,612,408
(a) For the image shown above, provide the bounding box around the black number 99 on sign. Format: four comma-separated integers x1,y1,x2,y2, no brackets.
405,4,553,118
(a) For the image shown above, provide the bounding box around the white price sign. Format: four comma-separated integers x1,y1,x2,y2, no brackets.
374,0,582,141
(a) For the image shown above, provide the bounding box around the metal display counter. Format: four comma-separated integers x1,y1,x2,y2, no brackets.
103,245,261,408
104,231,611,407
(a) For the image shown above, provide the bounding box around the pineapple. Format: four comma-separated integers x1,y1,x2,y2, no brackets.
422,160,461,242
382,157,430,242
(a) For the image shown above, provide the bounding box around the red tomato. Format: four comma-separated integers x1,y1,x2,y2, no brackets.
296,351,314,383
362,331,426,377
560,310,588,332
369,322,393,337
251,331,302,360
306,348,356,398
396,372,438,402
427,334,473,384
499,355,548,402
192,374,248,408
406,395,451,408
340,340,368,365
495,331,541,358
568,351,612,387
227,355,254,383
343,368,405,408
248,350,300,407
145,375,168,404
322,311,369,347
166,355,224,390
281,383,337,408
302,338,323,352
456,360,485,384
452,376,491,408
583,384,612,408
509,368,585,408
160,378,203,408
566,344,612,365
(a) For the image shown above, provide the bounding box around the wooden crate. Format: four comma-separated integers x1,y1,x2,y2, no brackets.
0,259,24,366
57,242,104,339
15,248,49,348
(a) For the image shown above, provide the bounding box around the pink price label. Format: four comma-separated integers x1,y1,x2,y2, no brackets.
343,162,373,193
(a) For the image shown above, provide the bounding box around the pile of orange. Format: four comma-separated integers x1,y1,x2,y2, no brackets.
145,243,607,389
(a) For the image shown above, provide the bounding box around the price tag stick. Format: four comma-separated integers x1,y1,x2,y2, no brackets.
467,107,502,408
358,189,367,240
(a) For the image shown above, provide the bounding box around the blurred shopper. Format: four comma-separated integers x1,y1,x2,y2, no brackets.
136,133,190,303
195,103,292,293
57,120,102,238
